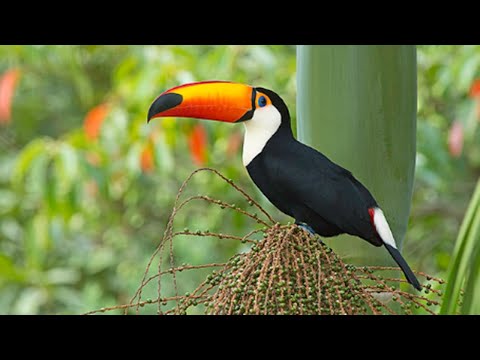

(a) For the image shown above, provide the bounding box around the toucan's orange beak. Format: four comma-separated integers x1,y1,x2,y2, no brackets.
147,81,255,123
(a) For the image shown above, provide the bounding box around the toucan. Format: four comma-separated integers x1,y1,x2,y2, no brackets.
147,80,422,291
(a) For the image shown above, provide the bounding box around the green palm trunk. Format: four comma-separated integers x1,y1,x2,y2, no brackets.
296,45,417,266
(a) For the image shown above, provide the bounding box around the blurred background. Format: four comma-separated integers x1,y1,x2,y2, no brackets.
0,45,479,314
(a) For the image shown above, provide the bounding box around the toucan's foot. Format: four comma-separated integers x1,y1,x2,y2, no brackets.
295,221,316,236
295,221,325,244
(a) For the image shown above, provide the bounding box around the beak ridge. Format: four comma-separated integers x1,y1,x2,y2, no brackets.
147,93,183,123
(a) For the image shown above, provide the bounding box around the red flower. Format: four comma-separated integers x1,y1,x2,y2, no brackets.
448,120,464,158
140,144,155,173
469,79,480,98
188,124,208,166
84,103,109,140
0,68,21,124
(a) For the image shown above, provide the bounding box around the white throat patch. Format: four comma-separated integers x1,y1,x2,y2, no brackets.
242,106,282,166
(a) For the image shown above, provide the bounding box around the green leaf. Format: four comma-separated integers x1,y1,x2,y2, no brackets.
11,138,51,187
440,179,480,314
296,45,417,265
154,132,174,174
125,141,142,175
0,217,22,242
13,287,47,315
462,239,480,314
0,189,16,215
45,268,80,285
54,142,79,196
0,254,25,283
24,212,50,269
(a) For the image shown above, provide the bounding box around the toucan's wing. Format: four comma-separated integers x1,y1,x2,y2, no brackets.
263,139,421,290
268,140,379,243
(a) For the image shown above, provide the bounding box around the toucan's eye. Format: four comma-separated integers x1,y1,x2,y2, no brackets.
258,96,267,108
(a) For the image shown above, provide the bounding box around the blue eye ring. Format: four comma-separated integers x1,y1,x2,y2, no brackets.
258,96,267,108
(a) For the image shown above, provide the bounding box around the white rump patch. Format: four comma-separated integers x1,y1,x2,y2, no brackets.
373,208,398,249
243,106,281,166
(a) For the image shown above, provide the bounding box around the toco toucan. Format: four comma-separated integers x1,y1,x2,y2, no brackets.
147,81,422,291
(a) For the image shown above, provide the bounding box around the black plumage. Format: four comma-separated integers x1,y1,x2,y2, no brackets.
246,88,421,290
248,130,381,245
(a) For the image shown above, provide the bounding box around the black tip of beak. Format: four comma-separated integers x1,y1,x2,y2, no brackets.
147,93,183,123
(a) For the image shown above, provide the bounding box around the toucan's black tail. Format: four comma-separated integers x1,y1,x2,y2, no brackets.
384,243,422,291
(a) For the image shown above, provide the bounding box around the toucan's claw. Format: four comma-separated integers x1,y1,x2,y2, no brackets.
295,221,316,237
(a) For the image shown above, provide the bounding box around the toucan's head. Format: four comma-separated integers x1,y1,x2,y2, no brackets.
147,80,290,128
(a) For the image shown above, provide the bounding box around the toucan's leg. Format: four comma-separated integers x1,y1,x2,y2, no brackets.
295,221,316,236
294,221,326,244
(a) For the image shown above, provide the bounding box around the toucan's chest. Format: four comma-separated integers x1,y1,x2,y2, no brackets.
246,152,295,218
244,132,301,218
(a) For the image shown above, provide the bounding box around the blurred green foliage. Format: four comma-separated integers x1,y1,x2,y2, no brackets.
412,46,480,277
0,45,295,313
0,45,479,314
